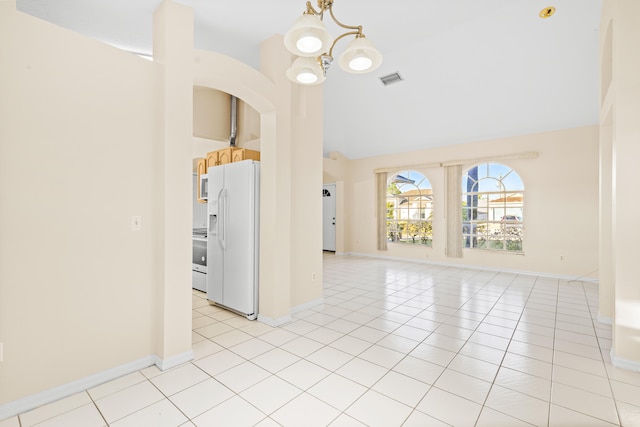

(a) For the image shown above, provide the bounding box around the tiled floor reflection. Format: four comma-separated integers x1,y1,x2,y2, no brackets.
6,254,640,426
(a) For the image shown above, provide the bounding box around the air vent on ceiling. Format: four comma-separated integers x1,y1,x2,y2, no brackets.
379,72,404,86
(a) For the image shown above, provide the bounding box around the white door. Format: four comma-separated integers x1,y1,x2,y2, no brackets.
323,184,336,251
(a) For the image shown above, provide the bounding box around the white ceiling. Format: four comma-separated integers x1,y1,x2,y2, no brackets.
16,0,603,159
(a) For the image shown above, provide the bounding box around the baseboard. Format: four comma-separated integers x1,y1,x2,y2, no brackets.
342,252,599,283
610,349,640,373
256,298,323,326
257,313,292,327
291,297,324,314
154,349,194,371
0,349,195,420
0,356,155,420
597,313,613,325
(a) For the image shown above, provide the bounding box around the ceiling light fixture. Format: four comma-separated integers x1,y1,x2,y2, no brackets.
284,0,383,85
539,6,556,18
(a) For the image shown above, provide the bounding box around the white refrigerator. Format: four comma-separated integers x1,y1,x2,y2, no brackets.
206,160,260,320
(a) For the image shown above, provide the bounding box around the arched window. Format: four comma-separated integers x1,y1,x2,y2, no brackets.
387,170,433,246
462,163,524,251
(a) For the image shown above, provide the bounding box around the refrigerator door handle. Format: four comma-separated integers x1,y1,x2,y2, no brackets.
218,188,227,250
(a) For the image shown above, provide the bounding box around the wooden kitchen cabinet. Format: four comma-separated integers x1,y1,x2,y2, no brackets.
232,148,260,162
196,158,207,204
217,147,234,165
205,150,219,168
206,147,260,169
206,147,236,167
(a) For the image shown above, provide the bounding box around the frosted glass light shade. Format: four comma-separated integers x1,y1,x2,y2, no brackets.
338,37,383,74
284,14,333,57
286,56,326,85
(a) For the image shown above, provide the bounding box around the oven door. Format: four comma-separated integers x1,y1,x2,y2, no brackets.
193,237,207,273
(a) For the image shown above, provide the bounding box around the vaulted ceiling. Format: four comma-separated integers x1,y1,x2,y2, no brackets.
17,0,603,159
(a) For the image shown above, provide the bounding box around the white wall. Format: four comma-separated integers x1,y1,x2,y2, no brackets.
0,3,161,406
338,126,599,279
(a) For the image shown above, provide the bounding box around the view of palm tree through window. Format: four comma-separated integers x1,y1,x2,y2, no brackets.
462,162,524,251
387,171,433,246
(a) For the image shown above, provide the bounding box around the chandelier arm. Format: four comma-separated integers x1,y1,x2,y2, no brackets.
305,1,320,15
327,3,363,32
328,30,361,57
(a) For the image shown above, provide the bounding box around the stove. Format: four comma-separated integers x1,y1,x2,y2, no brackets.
192,229,207,292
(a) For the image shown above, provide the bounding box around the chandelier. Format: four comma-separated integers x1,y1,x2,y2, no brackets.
284,0,383,85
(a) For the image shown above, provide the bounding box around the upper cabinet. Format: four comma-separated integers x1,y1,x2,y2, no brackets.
196,158,207,204
206,147,260,167
206,147,234,167
232,148,261,163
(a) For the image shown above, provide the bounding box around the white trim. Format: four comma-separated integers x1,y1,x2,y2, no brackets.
291,297,324,314
597,313,613,325
257,313,292,327
0,349,195,419
372,152,539,173
610,349,640,373
0,356,155,420
342,252,599,283
373,162,441,174
442,151,539,167
153,350,194,371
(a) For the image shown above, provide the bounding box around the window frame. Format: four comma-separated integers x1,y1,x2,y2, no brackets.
461,162,524,253
386,170,434,247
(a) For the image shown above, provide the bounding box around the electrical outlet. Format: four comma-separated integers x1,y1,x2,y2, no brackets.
131,216,142,232
560,255,564,261
0,342,3,363
311,272,317,281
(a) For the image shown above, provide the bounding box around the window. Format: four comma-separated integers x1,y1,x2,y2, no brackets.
462,163,524,251
387,170,433,246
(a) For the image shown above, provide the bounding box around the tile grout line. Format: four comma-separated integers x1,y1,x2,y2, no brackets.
583,279,623,426
546,276,561,427
472,272,538,426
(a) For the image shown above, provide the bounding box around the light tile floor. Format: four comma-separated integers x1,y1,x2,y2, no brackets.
5,254,640,426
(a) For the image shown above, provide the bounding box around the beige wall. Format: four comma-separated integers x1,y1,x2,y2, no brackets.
600,0,640,369
0,1,325,415
337,126,599,279
0,3,161,405
192,87,260,145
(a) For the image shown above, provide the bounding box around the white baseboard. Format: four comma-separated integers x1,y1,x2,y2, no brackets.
610,349,640,373
256,297,323,326
257,313,292,327
342,252,599,283
0,356,154,420
291,297,324,314
597,313,613,325
0,350,195,420
154,350,194,371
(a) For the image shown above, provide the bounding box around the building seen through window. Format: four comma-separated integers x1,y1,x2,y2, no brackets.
462,163,524,251
387,171,433,246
